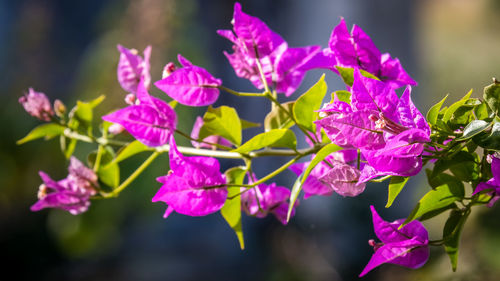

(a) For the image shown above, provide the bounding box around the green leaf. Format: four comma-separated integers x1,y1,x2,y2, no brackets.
420,203,456,221
287,143,342,221
293,74,328,132
89,95,106,108
427,95,448,126
240,119,260,130
333,90,351,103
431,151,478,181
74,101,93,127
443,210,470,271
221,167,246,250
473,121,500,150
474,101,491,120
443,90,473,123
199,106,242,145
264,101,294,131
287,173,303,223
168,100,178,109
386,176,409,208
232,129,296,153
112,140,150,164
17,123,65,145
483,79,500,114
335,66,379,87
403,182,464,226
89,147,120,188
301,143,343,187
456,120,490,141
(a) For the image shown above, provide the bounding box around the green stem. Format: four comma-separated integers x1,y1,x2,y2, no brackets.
63,127,322,159
101,151,160,198
218,86,267,97
254,48,270,94
93,145,104,172
175,129,233,151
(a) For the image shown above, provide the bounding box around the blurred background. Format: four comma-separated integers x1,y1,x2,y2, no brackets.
1,0,500,280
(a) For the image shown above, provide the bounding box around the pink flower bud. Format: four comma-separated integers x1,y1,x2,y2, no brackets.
162,62,176,78
108,123,125,135
19,88,54,121
125,93,136,105
54,99,66,117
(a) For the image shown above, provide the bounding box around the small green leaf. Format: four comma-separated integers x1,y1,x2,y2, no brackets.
443,210,470,271
112,140,150,164
232,129,296,153
293,74,328,132
335,66,379,87
264,101,294,131
287,173,303,223
456,120,490,141
386,176,409,208
240,119,260,130
431,151,478,181
89,95,106,108
199,106,242,145
17,123,65,145
301,143,343,187
168,100,178,109
74,101,93,127
403,183,464,226
443,90,473,123
473,121,500,150
426,95,448,126
483,79,500,114
221,167,246,250
334,90,351,103
474,101,491,120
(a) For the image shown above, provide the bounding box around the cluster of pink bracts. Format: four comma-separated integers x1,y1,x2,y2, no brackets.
19,2,447,277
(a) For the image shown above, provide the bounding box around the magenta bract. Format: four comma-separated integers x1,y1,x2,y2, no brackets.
218,2,326,96
155,54,222,106
241,180,295,225
31,157,98,215
474,155,500,207
117,45,151,93
102,81,177,147
152,138,227,218
327,18,416,88
360,206,429,277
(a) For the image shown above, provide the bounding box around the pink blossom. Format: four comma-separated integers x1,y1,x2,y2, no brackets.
31,157,98,215
19,88,54,121
117,45,151,93
152,137,227,218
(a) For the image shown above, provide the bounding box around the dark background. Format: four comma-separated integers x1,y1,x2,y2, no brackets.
2,0,500,280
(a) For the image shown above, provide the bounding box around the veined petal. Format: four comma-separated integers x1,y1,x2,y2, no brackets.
316,110,385,149
380,53,417,88
397,87,430,135
351,69,399,120
155,65,222,106
351,25,381,74
318,161,365,197
102,102,176,147
232,2,287,58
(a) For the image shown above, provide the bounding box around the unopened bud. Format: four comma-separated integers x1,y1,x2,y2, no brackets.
37,184,48,199
54,99,66,117
125,93,136,105
162,62,176,78
487,154,493,164
19,88,54,121
108,123,125,135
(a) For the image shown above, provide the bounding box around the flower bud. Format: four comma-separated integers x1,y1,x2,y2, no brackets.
125,93,136,105
108,123,125,135
54,99,66,117
162,62,176,78
19,88,54,121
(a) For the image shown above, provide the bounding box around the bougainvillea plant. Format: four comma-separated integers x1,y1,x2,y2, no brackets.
18,2,500,277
